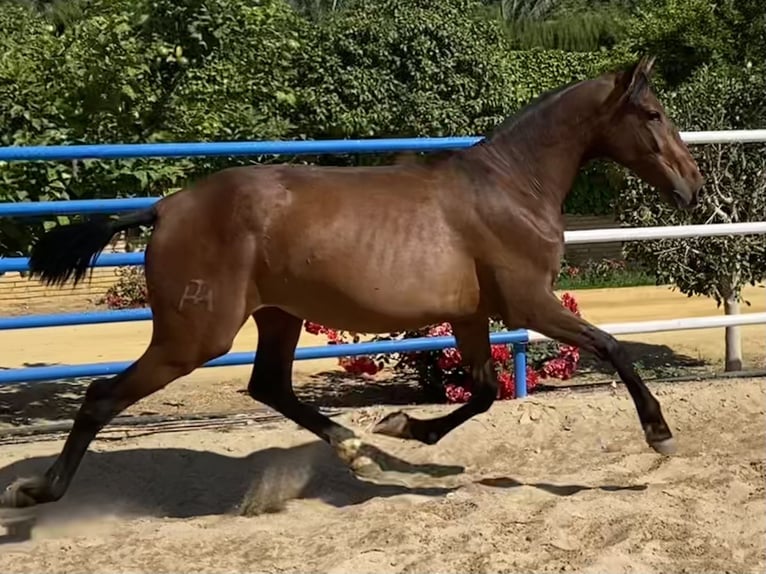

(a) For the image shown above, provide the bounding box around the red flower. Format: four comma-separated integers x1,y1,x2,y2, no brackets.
560,292,581,317
304,321,324,335
339,356,380,376
445,383,472,403
437,348,462,371
427,322,453,337
540,344,579,380
491,344,511,364
497,371,515,400
301,297,581,403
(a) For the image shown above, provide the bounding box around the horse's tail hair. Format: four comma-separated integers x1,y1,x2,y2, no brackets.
28,207,158,288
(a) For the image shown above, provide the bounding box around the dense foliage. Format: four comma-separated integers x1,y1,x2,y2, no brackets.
610,0,766,370
0,0,308,254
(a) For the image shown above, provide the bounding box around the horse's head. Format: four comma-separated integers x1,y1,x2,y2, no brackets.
596,56,704,209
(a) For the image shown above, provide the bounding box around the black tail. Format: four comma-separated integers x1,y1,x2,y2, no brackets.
28,207,158,288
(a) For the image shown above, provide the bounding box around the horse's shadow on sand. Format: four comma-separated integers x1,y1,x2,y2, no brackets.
0,439,646,532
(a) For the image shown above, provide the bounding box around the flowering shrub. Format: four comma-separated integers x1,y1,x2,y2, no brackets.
99,267,149,309
303,293,582,403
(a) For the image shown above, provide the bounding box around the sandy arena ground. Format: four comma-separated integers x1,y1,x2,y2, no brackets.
0,284,764,572
0,378,763,573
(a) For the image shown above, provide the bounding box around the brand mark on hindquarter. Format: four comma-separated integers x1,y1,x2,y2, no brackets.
178,279,213,312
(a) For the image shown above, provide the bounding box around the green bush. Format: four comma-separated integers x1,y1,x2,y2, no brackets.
0,0,306,255
292,1,609,163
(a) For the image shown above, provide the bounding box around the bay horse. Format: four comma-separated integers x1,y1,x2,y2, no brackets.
1,56,703,509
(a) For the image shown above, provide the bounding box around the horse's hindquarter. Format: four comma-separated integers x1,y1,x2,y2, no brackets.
254,166,482,332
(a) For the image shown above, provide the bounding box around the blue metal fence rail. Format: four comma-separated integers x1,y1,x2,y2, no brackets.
0,331,529,385
0,197,158,217
0,137,530,397
0,308,151,329
0,137,482,162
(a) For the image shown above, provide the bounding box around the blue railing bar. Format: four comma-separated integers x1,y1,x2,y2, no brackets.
0,308,151,330
0,251,143,273
0,197,158,217
0,137,483,163
0,330,528,385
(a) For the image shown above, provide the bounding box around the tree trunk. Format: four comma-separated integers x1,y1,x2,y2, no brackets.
723,297,743,372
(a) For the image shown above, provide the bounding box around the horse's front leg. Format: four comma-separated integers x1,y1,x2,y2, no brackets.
373,314,498,444
514,289,676,455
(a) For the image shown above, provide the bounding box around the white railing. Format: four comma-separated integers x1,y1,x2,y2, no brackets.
529,312,766,342
555,209,766,341
566,222,766,244
682,129,766,144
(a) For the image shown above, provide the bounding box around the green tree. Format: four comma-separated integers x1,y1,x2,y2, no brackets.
623,0,766,87
478,0,638,51
293,0,605,166
287,0,353,20
0,0,306,256
615,63,766,371
0,1,71,255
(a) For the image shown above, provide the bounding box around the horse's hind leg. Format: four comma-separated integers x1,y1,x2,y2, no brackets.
0,285,246,509
247,307,380,475
373,315,497,444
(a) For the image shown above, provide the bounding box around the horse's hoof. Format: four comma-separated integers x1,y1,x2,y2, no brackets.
331,437,383,478
349,456,383,479
372,411,413,439
644,422,676,456
332,437,364,466
649,436,677,456
0,476,48,509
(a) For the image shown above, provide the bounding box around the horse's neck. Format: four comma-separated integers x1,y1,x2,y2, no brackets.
475,85,601,212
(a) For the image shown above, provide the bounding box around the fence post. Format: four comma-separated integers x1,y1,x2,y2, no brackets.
512,342,528,398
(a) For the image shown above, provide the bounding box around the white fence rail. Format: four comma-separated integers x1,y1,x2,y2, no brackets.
681,129,766,144
528,312,766,342
566,221,766,244
560,204,766,341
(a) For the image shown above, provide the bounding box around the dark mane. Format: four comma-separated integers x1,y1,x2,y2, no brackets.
480,79,582,142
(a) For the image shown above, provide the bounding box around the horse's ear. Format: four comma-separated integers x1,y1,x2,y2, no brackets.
617,55,656,106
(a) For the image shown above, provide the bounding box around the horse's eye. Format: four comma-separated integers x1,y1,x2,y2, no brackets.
647,110,662,122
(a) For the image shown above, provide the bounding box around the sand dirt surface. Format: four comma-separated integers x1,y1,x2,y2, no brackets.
0,377,763,573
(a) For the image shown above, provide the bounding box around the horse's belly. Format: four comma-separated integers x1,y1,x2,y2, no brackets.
259,259,481,333
255,190,483,331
